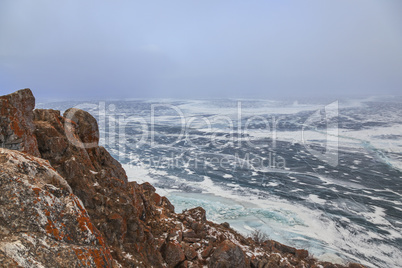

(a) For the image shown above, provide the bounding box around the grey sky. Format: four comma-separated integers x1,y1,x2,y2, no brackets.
1,0,401,99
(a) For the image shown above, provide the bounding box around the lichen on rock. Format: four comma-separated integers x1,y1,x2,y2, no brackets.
0,88,40,157
0,148,113,267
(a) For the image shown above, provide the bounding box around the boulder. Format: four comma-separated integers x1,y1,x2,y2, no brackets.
296,249,309,259
161,241,185,268
183,245,198,261
0,88,40,157
201,244,214,259
185,207,207,223
208,240,248,268
63,107,99,147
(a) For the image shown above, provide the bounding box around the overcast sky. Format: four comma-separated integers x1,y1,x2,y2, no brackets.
1,0,401,99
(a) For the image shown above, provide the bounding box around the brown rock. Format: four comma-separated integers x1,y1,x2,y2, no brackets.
221,222,230,228
161,241,186,268
162,196,175,213
201,244,214,259
208,240,248,268
183,237,201,243
279,259,293,268
183,230,198,238
63,107,99,147
183,245,198,260
250,256,259,268
273,241,296,255
191,221,205,233
0,88,40,157
186,207,206,223
178,260,189,268
296,249,309,259
266,261,280,268
0,148,113,267
168,228,183,243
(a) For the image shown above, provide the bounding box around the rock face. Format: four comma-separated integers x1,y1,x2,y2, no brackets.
0,89,366,268
33,107,168,267
209,240,248,268
0,148,113,267
0,89,40,157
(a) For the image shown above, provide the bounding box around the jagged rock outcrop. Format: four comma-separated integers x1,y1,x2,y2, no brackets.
0,89,366,268
33,107,171,267
0,148,113,267
0,89,40,157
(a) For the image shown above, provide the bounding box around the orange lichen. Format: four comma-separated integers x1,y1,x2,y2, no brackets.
44,209,50,217
45,219,61,240
32,187,41,196
73,247,111,267
89,248,108,268
72,196,97,236
10,117,24,137
109,213,121,220
73,248,89,266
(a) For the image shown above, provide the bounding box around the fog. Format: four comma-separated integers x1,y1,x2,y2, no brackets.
1,0,401,99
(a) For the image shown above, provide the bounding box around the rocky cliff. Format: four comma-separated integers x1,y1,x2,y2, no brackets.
0,89,365,268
